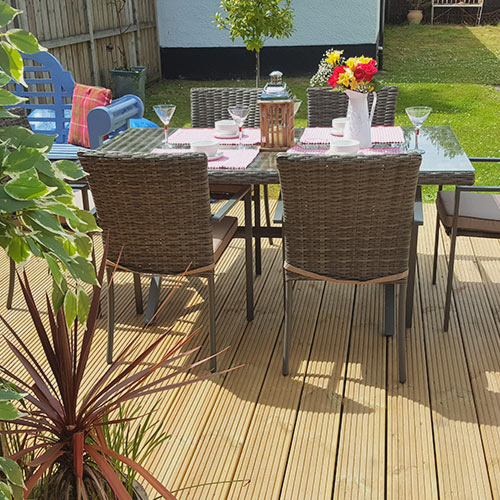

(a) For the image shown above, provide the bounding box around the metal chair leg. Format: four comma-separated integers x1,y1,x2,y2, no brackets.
133,274,143,314
208,273,217,373
384,284,394,337
432,212,441,285
106,268,115,364
263,185,273,246
254,185,262,276
244,191,254,322
283,279,293,376
7,258,15,309
406,223,419,328
398,282,407,383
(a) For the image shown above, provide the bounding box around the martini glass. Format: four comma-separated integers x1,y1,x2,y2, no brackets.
228,105,250,148
153,104,176,148
405,106,432,154
293,99,302,116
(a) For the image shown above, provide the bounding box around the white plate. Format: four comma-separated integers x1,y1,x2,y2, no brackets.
214,132,239,139
329,128,344,137
207,151,225,161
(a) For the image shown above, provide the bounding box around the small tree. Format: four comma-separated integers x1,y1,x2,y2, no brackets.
215,0,295,86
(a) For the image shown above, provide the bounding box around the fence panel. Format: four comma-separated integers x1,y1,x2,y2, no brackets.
6,0,161,87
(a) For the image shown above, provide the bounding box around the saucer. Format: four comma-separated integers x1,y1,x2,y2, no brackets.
207,151,225,161
214,132,239,139
330,128,344,137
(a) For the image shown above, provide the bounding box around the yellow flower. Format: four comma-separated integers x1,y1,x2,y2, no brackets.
345,57,360,70
326,50,344,66
337,68,353,87
358,56,373,64
350,80,360,90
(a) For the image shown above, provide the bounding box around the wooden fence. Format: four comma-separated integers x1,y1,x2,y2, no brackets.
7,0,161,87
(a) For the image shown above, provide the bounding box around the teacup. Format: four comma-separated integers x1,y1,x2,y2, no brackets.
329,139,360,154
332,117,347,133
191,139,219,156
214,119,238,136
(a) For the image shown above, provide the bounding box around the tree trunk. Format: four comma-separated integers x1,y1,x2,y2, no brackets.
255,50,260,88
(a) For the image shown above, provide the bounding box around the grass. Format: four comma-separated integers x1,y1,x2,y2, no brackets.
144,24,500,201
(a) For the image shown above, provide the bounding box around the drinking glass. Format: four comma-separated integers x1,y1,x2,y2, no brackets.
228,105,250,148
405,106,432,154
293,99,302,116
153,104,176,148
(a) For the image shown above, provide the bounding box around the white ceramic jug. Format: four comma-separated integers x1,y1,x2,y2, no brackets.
343,90,377,148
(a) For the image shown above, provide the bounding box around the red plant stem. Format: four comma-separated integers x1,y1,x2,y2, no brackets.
73,431,84,479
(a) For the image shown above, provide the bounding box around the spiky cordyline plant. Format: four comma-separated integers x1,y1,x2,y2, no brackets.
0,244,237,500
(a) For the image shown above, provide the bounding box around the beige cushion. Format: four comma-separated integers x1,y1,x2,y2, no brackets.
437,191,500,235
212,216,238,263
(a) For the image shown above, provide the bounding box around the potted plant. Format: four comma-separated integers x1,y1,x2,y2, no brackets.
107,0,147,101
0,251,236,499
408,0,426,24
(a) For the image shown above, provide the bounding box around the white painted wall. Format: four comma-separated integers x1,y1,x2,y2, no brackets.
156,0,380,48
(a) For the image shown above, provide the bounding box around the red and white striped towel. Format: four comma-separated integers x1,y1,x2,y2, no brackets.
299,126,405,145
287,146,404,155
151,147,259,170
169,128,261,146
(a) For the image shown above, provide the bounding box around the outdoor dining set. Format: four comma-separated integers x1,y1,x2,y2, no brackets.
4,54,499,389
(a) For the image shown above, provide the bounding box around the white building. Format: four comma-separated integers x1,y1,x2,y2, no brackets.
156,0,383,79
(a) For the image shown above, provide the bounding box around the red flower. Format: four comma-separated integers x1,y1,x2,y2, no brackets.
328,65,347,88
354,66,366,82
362,60,378,82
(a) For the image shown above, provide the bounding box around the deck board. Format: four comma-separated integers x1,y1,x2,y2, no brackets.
1,203,500,499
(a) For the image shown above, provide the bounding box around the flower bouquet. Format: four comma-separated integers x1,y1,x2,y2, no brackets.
310,49,378,92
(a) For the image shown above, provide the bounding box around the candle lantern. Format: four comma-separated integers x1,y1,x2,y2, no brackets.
259,71,295,151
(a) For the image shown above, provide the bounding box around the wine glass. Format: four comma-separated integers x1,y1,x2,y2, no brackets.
228,105,250,148
405,106,432,154
293,99,302,116
153,104,176,148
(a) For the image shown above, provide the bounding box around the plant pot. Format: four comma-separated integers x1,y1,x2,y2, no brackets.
110,66,147,102
407,9,423,24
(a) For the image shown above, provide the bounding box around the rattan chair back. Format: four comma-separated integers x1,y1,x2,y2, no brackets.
307,86,399,127
191,87,262,128
78,151,214,275
277,153,421,282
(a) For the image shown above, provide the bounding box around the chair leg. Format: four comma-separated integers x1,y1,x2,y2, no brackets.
384,284,395,337
133,274,143,314
263,185,273,246
398,282,407,384
443,228,458,332
106,268,115,364
283,279,293,376
432,211,441,285
244,191,254,322
406,223,419,328
7,258,15,309
208,273,217,373
254,185,262,276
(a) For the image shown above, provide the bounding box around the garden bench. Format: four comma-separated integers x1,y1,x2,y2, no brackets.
431,0,484,25
10,51,148,160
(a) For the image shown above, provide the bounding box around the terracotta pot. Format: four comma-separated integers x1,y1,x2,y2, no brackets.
407,9,423,24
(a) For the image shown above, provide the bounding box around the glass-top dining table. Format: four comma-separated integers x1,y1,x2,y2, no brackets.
99,125,475,330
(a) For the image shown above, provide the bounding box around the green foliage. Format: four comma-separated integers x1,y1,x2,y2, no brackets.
215,0,295,83
0,383,25,500
0,0,100,317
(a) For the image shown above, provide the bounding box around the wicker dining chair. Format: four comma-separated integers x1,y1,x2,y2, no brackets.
277,152,422,383
191,87,273,252
307,86,399,127
78,150,254,370
432,158,500,331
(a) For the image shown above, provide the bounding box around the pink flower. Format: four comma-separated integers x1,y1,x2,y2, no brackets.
328,65,347,88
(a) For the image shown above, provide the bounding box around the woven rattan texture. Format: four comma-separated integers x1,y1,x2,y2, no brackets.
191,88,262,128
0,107,31,129
277,153,421,282
307,86,399,127
78,151,214,275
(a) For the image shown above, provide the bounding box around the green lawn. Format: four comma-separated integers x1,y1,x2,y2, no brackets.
145,24,500,201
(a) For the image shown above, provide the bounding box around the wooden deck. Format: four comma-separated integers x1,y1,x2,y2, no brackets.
2,201,500,499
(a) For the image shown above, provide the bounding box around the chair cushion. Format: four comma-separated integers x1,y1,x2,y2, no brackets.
212,216,238,263
68,84,112,147
437,190,500,235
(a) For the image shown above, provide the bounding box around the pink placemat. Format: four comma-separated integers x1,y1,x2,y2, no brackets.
169,128,261,145
287,146,404,155
151,147,259,170
299,126,405,145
